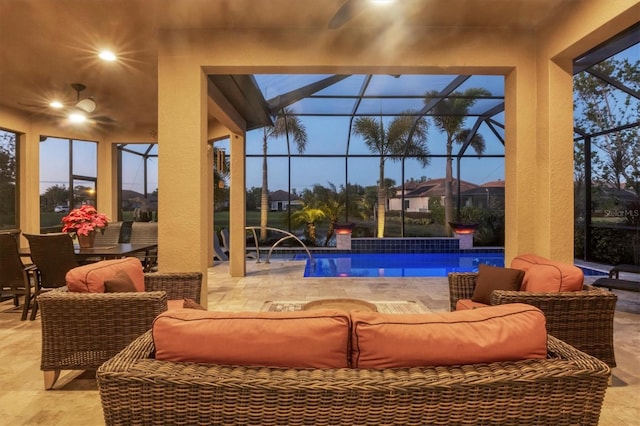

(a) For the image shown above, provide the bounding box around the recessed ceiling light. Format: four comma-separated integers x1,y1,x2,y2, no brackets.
49,101,63,109
98,50,117,61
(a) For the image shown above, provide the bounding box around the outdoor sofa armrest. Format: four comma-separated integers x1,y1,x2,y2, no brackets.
447,272,478,311
448,272,617,367
490,285,617,366
39,290,168,374
143,272,203,303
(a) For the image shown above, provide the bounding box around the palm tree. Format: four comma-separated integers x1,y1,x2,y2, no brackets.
352,113,429,237
426,88,489,236
309,182,346,246
260,108,308,241
291,206,326,244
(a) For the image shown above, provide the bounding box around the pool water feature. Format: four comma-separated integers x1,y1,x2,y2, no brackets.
297,252,608,278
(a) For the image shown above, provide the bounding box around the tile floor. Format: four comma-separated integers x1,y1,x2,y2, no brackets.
0,259,638,425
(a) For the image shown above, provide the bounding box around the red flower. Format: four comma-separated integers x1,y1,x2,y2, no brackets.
61,205,111,236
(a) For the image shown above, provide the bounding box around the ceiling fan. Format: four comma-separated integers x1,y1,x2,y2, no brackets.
66,83,97,123
19,83,114,126
328,0,394,29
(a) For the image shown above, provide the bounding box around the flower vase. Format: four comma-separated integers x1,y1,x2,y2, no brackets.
77,231,96,248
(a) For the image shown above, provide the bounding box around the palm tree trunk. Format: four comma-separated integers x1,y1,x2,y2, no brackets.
377,157,386,238
260,138,269,242
444,141,454,236
324,216,336,246
308,222,316,242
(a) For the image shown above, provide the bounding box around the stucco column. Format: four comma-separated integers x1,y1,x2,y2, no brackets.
504,65,538,264
20,131,41,241
96,138,118,221
504,56,574,265
229,132,246,277
536,58,575,263
157,57,209,303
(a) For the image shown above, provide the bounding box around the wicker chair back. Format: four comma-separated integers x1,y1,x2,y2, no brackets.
24,233,78,289
0,231,34,320
93,221,123,246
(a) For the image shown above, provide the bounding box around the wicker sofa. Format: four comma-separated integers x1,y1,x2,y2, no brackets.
449,272,618,366
38,272,202,389
98,330,609,426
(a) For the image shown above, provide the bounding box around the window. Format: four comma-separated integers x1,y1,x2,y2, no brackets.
117,143,158,222
0,129,18,230
39,137,97,232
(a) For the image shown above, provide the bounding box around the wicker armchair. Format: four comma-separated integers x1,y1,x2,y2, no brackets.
38,272,202,389
448,272,617,366
98,330,610,426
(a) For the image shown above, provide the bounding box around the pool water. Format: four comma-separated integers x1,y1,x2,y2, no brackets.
301,253,504,278
298,252,607,278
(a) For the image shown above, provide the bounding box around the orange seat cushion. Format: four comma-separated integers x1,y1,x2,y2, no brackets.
511,254,583,292
351,303,547,369
66,257,145,293
152,309,351,368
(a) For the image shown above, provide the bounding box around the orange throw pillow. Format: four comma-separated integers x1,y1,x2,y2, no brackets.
153,309,351,369
351,303,547,369
471,264,525,304
104,269,137,292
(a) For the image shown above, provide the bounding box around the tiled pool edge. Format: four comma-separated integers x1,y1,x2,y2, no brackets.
263,238,504,257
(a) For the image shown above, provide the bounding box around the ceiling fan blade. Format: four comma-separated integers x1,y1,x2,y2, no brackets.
328,0,365,29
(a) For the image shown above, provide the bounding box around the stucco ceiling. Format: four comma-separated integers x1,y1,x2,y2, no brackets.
0,0,585,133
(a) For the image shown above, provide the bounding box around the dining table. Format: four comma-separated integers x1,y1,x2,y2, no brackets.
20,243,158,262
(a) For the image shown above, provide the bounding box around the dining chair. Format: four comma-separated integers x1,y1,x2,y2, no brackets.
129,222,158,271
93,221,123,246
0,231,36,320
80,221,125,263
23,233,79,320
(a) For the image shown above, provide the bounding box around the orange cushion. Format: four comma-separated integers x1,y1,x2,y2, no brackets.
351,303,547,369
455,299,489,310
66,257,145,293
152,309,351,368
511,254,583,292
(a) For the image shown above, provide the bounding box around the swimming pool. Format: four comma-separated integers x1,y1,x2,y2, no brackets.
297,252,607,278
300,252,503,277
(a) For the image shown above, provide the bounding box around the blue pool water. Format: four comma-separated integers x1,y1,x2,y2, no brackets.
300,253,503,278
297,253,607,278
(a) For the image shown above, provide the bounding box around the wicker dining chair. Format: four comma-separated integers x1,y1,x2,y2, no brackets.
23,233,79,320
129,222,158,271
448,272,618,367
0,231,37,320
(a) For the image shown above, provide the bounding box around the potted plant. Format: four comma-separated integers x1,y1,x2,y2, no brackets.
61,205,110,248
